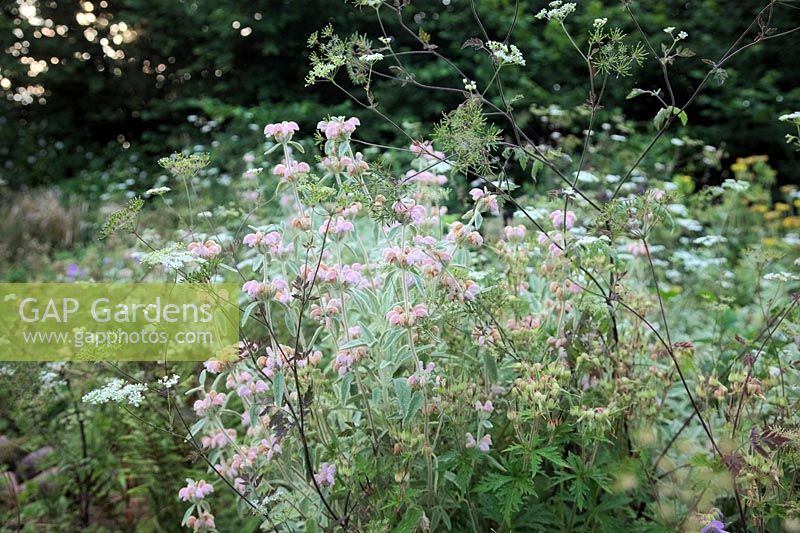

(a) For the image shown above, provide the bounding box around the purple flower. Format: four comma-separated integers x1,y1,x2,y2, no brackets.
314,462,336,487
465,432,476,448
700,519,729,533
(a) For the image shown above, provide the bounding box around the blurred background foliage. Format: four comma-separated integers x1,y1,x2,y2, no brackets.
1,0,798,193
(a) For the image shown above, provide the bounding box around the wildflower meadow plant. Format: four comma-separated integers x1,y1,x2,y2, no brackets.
92,1,800,531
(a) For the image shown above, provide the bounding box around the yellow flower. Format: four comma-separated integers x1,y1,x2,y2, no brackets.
743,155,768,164
783,216,800,229
775,202,791,213
751,204,769,214
674,174,694,194
764,211,781,221
732,155,769,174
762,237,778,247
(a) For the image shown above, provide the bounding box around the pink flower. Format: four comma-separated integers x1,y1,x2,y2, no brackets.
317,116,360,139
386,304,428,327
339,264,365,287
538,232,564,258
537,232,549,245
262,231,286,252
243,231,265,247
549,210,576,230
178,479,214,502
193,391,226,415
242,280,267,298
472,326,500,346
478,434,492,452
467,231,484,247
263,121,299,142
442,277,480,302
319,216,355,236
504,225,527,241
271,278,292,304
564,279,582,294
413,303,429,318
188,240,222,259
507,315,541,331
485,195,499,215
339,202,362,218
341,152,369,175
308,296,342,327
465,432,477,448
413,235,437,247
186,511,216,531
406,361,435,388
201,429,236,450
258,434,283,460
314,462,336,487
333,351,353,376
463,280,480,301
626,242,648,256
273,159,310,182
386,306,404,326
243,230,284,250
393,200,426,225
203,359,224,373
470,188,499,215
474,400,494,413
406,169,448,186
410,140,446,162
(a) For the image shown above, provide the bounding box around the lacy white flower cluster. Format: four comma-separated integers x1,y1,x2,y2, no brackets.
141,242,205,269
486,41,526,67
146,186,171,197
664,27,689,40
721,179,750,192
535,1,577,21
763,272,800,282
158,374,181,388
39,362,67,390
359,53,384,63
83,378,148,407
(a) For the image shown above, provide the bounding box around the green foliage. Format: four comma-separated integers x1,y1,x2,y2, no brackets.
0,363,225,530
2,0,798,191
98,197,144,239
433,98,500,175
158,152,211,180
590,25,648,78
